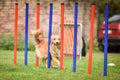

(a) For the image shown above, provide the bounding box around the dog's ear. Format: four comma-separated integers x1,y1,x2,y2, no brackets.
51,35,54,41
31,30,36,35
37,28,43,35
31,28,43,35
39,28,43,34
51,35,55,44
51,35,56,40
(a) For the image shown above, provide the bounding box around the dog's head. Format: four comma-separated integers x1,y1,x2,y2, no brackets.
51,35,60,46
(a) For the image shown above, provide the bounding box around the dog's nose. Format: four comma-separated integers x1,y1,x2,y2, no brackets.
56,42,59,45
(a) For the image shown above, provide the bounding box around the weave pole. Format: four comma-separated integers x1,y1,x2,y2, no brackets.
60,3,64,70
24,3,29,66
104,3,109,76
35,3,40,67
72,2,78,72
47,3,53,68
88,3,95,74
13,3,18,66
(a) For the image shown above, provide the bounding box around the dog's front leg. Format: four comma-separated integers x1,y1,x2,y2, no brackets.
42,57,53,68
52,57,60,67
42,58,47,67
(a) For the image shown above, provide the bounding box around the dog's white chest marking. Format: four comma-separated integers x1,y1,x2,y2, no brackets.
36,48,43,58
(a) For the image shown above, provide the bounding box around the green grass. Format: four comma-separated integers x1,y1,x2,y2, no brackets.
0,50,120,80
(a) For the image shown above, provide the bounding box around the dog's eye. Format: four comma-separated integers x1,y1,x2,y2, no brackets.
54,38,55,40
58,38,60,40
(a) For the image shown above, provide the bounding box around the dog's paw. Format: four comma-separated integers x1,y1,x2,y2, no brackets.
59,66,65,70
45,64,48,68
51,66,58,69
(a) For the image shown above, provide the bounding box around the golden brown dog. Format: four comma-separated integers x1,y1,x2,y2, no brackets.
31,28,60,68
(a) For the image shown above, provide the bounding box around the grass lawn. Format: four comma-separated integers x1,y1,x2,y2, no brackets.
0,50,120,80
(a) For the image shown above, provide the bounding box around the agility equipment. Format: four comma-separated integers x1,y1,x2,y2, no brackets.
13,2,109,76
60,3,64,70
73,2,78,72
47,3,53,68
13,3,18,66
24,3,29,66
13,2,83,71
35,3,40,67
104,3,109,76
88,3,95,74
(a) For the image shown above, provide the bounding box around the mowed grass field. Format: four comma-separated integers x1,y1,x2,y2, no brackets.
0,50,120,80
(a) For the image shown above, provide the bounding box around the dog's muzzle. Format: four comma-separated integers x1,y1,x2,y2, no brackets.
56,42,59,45
52,42,60,45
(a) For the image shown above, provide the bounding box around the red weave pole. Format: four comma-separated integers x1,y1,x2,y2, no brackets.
60,3,64,70
88,3,95,74
35,3,40,67
14,3,18,66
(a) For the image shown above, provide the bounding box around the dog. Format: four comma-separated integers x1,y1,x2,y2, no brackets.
31,28,60,68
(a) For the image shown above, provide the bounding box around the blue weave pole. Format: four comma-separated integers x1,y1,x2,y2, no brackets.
73,2,78,72
104,3,109,76
47,3,53,68
24,3,29,66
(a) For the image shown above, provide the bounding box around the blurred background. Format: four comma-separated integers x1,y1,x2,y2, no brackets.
0,0,120,53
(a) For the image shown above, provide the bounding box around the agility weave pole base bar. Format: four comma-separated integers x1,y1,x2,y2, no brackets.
88,3,95,75
72,2,78,72
104,3,109,76
35,3,40,67
24,3,29,66
13,3,18,66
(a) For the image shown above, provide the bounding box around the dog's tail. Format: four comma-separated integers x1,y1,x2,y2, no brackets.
31,29,43,44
